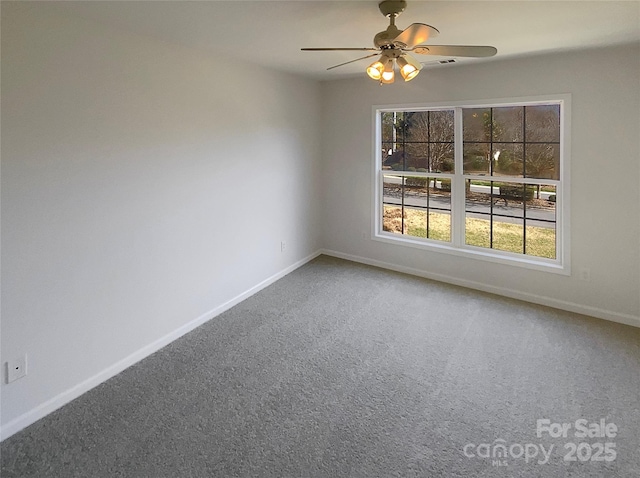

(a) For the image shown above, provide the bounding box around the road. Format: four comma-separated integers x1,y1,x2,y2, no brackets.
383,191,556,228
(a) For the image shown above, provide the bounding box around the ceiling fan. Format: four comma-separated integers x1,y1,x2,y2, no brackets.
301,0,497,84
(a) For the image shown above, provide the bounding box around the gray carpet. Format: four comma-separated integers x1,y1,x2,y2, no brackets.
2,255,639,477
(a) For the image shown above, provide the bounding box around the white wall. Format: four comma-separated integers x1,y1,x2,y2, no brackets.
1,3,321,436
320,44,640,325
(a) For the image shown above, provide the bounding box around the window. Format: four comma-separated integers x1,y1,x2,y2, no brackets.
374,96,570,273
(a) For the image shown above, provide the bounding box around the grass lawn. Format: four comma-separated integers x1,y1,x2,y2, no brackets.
465,217,555,259
406,213,451,242
384,206,555,259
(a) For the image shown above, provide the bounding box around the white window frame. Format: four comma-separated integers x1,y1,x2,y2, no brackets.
372,94,571,275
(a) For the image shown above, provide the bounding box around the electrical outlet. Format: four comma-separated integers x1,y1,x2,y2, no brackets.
579,268,591,281
281,241,286,252
6,355,27,383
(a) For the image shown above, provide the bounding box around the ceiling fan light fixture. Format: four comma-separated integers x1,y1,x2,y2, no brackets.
366,60,385,80
380,56,395,83
397,54,422,81
381,69,395,83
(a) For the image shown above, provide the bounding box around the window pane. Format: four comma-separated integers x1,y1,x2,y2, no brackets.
382,175,451,242
427,212,451,242
463,143,490,175
492,217,524,254
383,205,405,234
382,174,403,206
430,142,454,172
465,181,557,257
383,174,427,212
404,143,429,170
529,184,557,204
426,178,451,242
492,106,524,142
382,144,405,170
465,179,526,214
397,207,451,242
404,208,427,238
463,108,491,142
434,177,452,196
404,111,430,142
525,143,559,180
403,175,430,205
400,110,455,173
402,110,455,143
526,223,556,259
394,112,409,142
429,110,455,142
381,112,396,142
381,142,394,169
492,143,524,177
465,179,495,215
493,183,525,218
407,209,451,242
381,111,408,142
465,216,490,248
495,182,534,208
525,105,560,142
525,184,556,259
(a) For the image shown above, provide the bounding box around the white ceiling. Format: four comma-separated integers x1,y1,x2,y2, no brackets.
49,0,640,80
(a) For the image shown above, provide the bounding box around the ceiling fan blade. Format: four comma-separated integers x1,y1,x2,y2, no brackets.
411,45,497,58
393,23,440,48
301,48,380,52
326,53,380,71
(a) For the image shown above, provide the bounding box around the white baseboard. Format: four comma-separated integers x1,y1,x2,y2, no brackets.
0,251,322,442
320,249,640,329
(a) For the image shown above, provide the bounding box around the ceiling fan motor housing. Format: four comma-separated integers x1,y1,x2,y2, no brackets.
374,25,403,48
375,1,408,48
378,0,407,18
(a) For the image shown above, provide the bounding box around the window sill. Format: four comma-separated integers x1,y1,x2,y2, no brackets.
373,231,569,275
